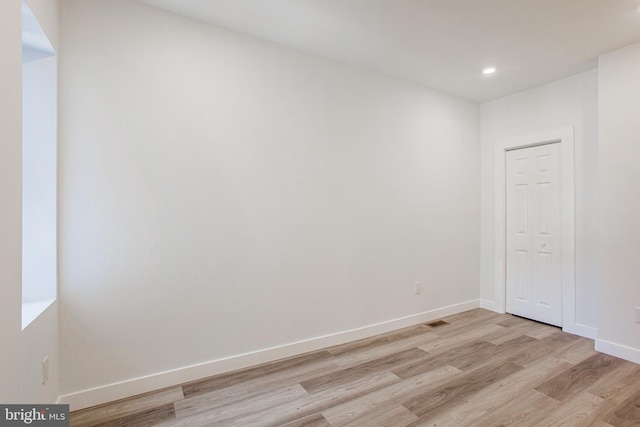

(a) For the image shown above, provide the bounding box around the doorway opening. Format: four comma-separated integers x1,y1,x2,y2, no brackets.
505,142,562,326
493,127,586,336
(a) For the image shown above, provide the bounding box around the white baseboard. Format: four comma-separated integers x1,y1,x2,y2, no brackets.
595,338,640,364
563,322,597,340
479,299,502,313
58,299,480,411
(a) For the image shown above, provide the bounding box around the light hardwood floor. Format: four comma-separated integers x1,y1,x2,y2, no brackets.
70,309,640,426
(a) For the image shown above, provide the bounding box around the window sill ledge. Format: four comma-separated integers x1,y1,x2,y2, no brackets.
22,298,55,330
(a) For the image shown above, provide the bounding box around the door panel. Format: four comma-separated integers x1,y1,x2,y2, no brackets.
514,250,529,304
506,143,562,326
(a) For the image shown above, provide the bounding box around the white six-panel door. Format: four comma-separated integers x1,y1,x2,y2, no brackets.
506,143,562,326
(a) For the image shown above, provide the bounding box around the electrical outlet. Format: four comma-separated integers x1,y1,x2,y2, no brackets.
415,282,422,295
42,356,49,385
635,307,640,324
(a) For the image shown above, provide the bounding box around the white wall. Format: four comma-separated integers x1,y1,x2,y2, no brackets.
480,70,599,331
596,42,640,362
0,0,59,404
0,0,24,404
58,0,480,405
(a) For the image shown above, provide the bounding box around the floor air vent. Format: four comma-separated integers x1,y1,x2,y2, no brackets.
426,320,449,327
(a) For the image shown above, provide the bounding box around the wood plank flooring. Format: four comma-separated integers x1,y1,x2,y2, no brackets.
70,309,640,426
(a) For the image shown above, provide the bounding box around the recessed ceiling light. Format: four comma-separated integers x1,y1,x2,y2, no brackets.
483,67,496,75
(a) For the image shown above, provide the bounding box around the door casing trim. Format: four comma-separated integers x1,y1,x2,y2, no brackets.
494,127,591,337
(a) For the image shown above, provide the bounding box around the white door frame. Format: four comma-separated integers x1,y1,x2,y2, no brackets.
494,127,584,336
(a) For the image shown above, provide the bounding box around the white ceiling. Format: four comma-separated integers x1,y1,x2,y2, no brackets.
140,0,640,102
